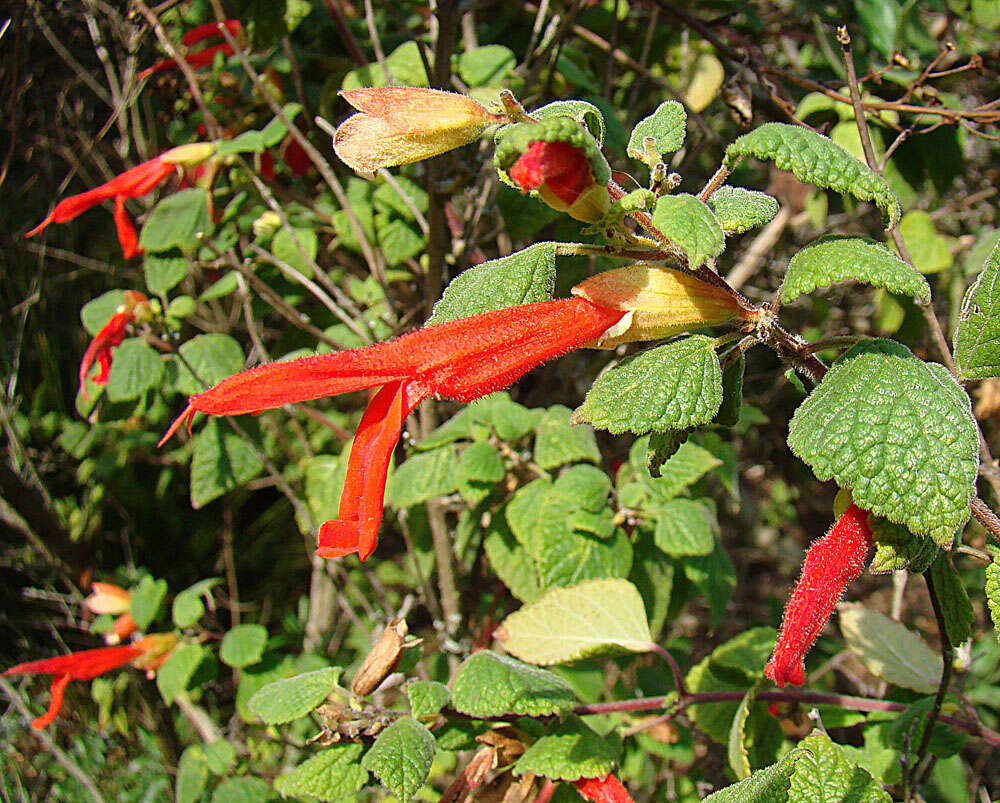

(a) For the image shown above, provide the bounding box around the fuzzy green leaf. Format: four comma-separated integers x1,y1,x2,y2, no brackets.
575,336,722,435
652,498,718,556
247,667,341,724
211,777,273,803
81,291,127,336
427,242,556,325
144,251,187,296
702,747,807,802
780,237,930,304
273,744,368,802
173,333,244,395
175,746,209,803
869,520,938,575
271,227,318,277
787,730,891,803
533,405,601,470
388,447,459,508
140,188,213,253
129,576,167,629
406,681,451,719
728,683,760,780
105,338,163,402
787,340,978,545
362,717,436,803
458,45,516,86
839,604,941,694
650,194,725,270
928,553,974,647
513,716,616,781
645,429,690,477
717,353,745,427
497,579,652,665
484,516,543,603
531,99,606,145
708,187,780,234
157,643,206,704
986,556,1000,645
190,418,264,509
724,123,901,228
220,624,268,668
955,238,1000,379
450,651,575,718
627,100,687,159
172,578,222,628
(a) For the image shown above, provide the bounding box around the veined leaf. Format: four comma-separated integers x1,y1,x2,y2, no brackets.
708,187,779,234
450,651,575,717
512,716,615,781
955,238,1000,379
787,730,891,803
273,744,368,802
787,339,978,545
780,237,930,304
361,717,435,802
496,578,652,664
724,123,901,228
651,194,725,270
627,100,686,160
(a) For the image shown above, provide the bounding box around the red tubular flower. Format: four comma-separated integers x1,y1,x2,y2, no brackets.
139,20,242,80
79,290,150,398
26,143,215,258
508,140,610,223
5,643,145,729
573,774,635,802
765,503,874,687
161,298,626,560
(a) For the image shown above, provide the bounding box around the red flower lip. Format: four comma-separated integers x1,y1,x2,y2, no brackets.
139,20,242,81
160,298,625,560
79,291,150,399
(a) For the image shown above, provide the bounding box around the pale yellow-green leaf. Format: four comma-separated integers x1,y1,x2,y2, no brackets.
497,578,652,665
838,603,941,694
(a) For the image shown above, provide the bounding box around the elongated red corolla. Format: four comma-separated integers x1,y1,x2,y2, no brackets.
161,298,625,560
510,141,594,207
139,20,242,80
765,503,874,687
4,644,145,729
79,291,150,398
573,774,635,802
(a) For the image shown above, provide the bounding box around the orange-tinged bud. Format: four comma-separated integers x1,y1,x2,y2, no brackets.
107,613,138,645
132,633,180,675
84,582,131,616
333,87,506,173
572,264,744,348
160,142,217,167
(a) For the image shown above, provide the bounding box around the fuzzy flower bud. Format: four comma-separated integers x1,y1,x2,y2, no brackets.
765,503,874,687
333,87,506,173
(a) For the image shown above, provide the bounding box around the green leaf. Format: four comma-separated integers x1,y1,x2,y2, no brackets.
484,515,543,603
376,218,425,267
406,681,451,719
130,576,167,629
261,103,303,148
144,250,187,296
81,290,127,336
634,439,722,501
271,227,318,277
780,237,930,304
531,99,605,145
702,747,807,802
710,627,777,681
304,455,346,524
458,441,504,482
173,333,244,395
955,238,1000,379
728,683,760,780
140,188,213,252
627,100,687,160
506,468,631,592
497,578,652,665
211,777,273,803
652,498,717,557
373,176,428,221
684,541,736,625
724,123,901,228
928,553,973,647
200,271,239,301
204,740,237,775
650,194,725,270
646,429,690,477
787,730,891,803
838,603,942,694
458,45,516,86
361,717,436,802
716,353,745,427
105,338,163,402
870,530,938,574
513,716,615,781
167,296,196,319
175,746,209,803
190,418,265,509
157,642,206,704
388,447,459,508
577,336,721,435
898,210,953,274
450,651,575,718
247,667,341,724
534,405,601,470
274,744,368,802
986,556,1000,644
220,624,268,668
427,242,556,326
172,578,222,628
787,339,978,545
707,187,780,234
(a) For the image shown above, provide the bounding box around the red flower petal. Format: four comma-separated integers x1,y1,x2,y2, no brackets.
509,141,594,207
573,774,634,802
5,643,145,682
114,196,142,258
765,503,873,687
31,674,71,730
181,19,241,46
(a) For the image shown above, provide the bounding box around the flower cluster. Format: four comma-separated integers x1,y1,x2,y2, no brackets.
79,290,154,398
765,503,874,687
